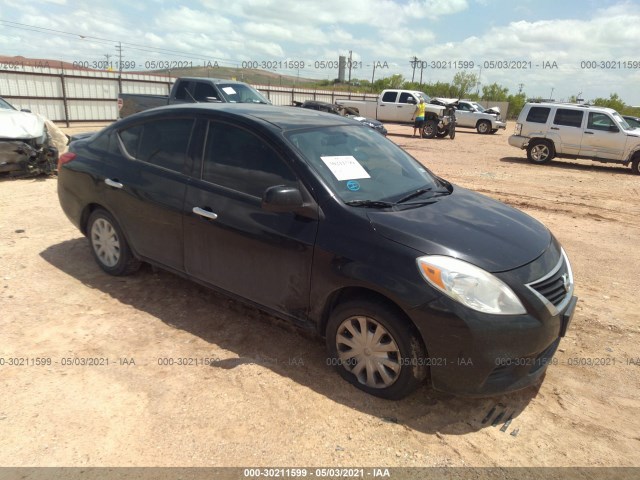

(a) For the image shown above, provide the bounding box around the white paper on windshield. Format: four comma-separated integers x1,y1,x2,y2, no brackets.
320,156,370,181
222,86,237,95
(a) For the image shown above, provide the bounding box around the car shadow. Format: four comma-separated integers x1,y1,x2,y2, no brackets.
40,238,541,436
499,156,631,174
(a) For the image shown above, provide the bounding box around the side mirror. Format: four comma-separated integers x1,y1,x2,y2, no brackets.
262,185,304,212
408,98,416,104
609,125,620,133
205,96,221,103
20,108,32,113
262,185,319,219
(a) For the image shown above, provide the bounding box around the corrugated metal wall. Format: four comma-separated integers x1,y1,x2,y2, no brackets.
0,66,378,124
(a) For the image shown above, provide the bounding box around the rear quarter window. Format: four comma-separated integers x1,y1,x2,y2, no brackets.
525,107,551,123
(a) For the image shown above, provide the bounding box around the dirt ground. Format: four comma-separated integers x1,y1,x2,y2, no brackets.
1,121,639,468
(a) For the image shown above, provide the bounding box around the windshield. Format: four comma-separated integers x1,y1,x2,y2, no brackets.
286,125,442,204
0,98,16,110
414,92,432,103
613,112,632,130
471,102,485,112
217,84,271,104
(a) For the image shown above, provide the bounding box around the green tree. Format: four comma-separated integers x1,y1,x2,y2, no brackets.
452,71,479,98
592,93,625,113
506,92,527,119
482,82,509,101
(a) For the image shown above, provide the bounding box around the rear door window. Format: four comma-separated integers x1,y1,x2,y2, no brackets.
553,109,584,128
381,91,398,103
119,118,194,172
525,107,551,124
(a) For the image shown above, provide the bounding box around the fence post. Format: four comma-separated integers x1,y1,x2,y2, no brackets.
59,62,70,127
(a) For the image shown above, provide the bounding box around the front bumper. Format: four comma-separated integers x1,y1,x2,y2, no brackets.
494,120,507,130
406,244,577,396
408,294,576,396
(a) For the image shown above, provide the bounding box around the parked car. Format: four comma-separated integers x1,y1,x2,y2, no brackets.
431,98,506,134
0,96,59,176
623,115,640,129
509,102,640,175
293,100,387,135
118,77,271,118
57,104,577,399
336,90,453,139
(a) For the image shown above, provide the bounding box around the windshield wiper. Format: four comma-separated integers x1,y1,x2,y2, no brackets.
344,200,395,208
395,188,433,204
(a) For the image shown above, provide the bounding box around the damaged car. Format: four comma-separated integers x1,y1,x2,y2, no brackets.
293,100,388,135
0,97,62,177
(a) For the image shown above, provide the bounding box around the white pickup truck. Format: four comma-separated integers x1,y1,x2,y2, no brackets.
336,90,453,138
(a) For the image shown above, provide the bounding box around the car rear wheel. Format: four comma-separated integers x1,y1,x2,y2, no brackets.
527,140,554,164
87,209,140,276
477,120,491,134
326,299,428,400
631,156,640,175
422,120,437,139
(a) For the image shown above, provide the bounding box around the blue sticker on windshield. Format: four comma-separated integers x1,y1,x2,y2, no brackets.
346,180,360,191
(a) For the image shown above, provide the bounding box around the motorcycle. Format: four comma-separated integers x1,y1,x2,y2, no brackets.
430,99,457,140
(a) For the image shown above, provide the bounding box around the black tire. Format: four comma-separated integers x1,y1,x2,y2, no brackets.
87,209,140,276
476,120,491,134
490,129,498,134
435,129,448,138
326,299,428,400
527,140,554,164
422,119,437,139
632,156,640,175
449,122,456,139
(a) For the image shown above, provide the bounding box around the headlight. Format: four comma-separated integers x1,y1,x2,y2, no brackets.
416,256,526,315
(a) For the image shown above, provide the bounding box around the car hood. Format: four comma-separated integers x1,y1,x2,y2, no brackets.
0,109,46,140
367,187,551,272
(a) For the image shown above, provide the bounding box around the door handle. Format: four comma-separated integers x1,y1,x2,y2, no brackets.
585,131,594,134
105,178,123,189
550,127,559,130
192,207,218,220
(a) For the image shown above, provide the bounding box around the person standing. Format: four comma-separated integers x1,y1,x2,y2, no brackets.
412,98,426,138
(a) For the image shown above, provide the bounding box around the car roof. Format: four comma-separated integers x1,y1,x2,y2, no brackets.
526,102,618,114
121,103,360,131
176,77,251,86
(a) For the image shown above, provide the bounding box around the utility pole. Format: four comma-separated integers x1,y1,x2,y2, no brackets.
115,42,123,93
411,56,418,82
518,83,524,94
371,62,376,91
104,53,112,70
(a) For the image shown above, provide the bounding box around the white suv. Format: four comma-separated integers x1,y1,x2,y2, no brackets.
509,102,640,175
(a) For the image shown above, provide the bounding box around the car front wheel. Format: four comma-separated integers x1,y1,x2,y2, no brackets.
477,120,491,134
326,299,428,400
87,209,140,276
422,120,437,139
631,156,640,175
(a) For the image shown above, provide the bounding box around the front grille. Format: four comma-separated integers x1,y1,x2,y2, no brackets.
530,264,569,307
526,250,573,313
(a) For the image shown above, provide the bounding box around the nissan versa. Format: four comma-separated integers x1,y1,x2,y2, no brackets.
57,104,577,400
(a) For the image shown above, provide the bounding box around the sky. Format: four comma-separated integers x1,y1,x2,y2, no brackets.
0,0,639,104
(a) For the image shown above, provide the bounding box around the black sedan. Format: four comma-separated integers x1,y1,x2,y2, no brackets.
57,104,576,399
